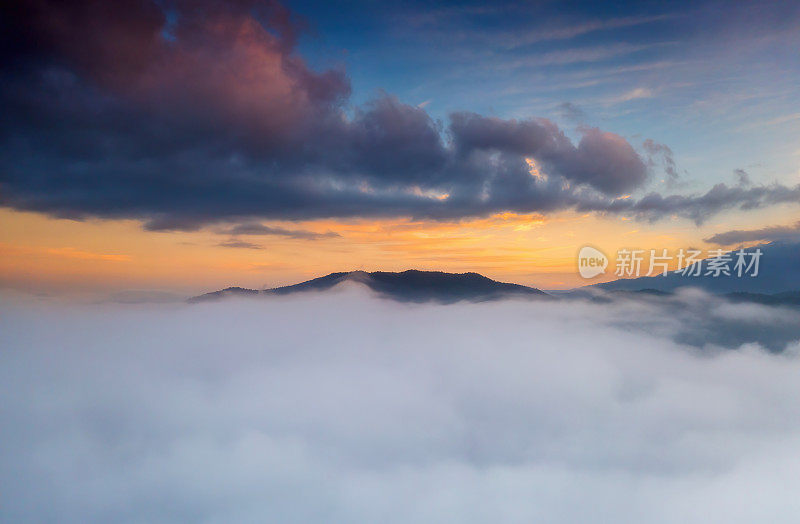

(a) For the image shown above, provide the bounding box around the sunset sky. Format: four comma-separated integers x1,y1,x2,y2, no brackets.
2,0,799,296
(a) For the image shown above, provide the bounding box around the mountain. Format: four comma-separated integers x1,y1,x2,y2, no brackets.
723,290,800,307
190,270,550,304
191,242,800,305
593,241,800,295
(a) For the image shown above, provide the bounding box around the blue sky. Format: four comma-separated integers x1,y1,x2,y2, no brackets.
291,0,800,190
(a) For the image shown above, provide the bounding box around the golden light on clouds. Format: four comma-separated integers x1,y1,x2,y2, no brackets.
409,186,451,200
525,157,546,180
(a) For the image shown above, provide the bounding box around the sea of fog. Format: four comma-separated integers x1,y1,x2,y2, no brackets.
2,286,800,523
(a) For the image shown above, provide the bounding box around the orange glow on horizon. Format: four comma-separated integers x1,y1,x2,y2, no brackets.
1,205,797,296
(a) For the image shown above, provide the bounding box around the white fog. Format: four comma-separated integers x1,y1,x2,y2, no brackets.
2,287,800,522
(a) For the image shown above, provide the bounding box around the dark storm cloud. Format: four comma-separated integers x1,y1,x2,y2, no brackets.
1,0,798,230
705,221,800,245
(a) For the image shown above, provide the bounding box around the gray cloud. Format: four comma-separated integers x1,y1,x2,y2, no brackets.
583,182,800,224
449,113,648,195
705,221,800,245
556,101,586,123
220,223,340,239
218,240,263,249
2,289,800,522
734,168,752,186
0,71,650,228
643,138,679,183
2,0,796,230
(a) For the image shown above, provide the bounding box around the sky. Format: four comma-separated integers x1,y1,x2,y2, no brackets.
1,0,799,294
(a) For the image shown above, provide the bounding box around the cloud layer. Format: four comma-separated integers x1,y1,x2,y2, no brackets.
705,221,800,245
2,288,800,522
2,0,797,230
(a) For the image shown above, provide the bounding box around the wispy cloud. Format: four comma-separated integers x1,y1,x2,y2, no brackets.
556,101,586,122
608,87,655,104
499,42,671,69
736,112,800,132
218,240,263,249
219,223,340,240
408,10,678,49
498,14,679,48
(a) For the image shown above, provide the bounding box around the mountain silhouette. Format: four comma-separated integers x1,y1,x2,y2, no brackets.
191,242,800,307
190,270,549,304
592,241,800,295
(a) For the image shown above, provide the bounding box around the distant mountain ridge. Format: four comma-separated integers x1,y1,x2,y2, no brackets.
190,242,800,306
593,241,800,295
190,270,550,304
